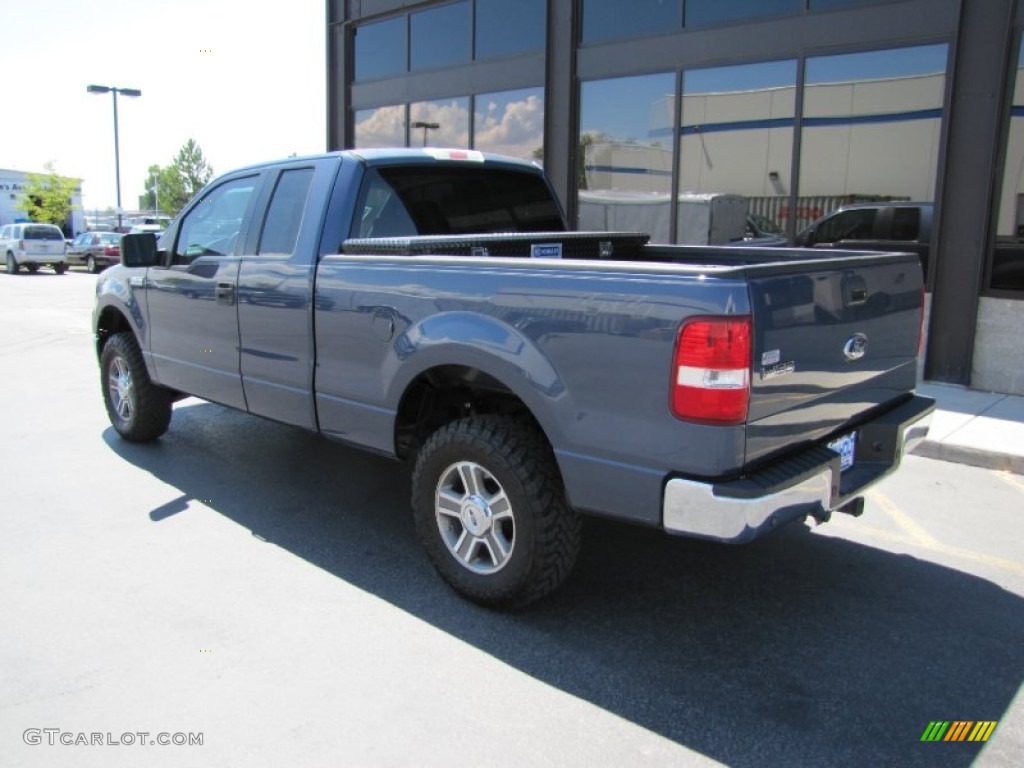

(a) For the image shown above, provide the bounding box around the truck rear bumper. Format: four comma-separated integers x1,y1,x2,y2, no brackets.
662,394,935,543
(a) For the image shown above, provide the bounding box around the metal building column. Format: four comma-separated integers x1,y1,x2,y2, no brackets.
544,0,578,224
926,0,1014,384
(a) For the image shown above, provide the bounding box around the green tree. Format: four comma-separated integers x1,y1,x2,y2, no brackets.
17,161,79,230
171,138,213,202
144,139,214,216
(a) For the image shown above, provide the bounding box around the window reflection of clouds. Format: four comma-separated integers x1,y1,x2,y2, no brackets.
410,98,470,147
473,88,544,160
355,106,406,149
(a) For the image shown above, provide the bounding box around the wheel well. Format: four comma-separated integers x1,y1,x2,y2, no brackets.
94,306,133,359
395,365,545,460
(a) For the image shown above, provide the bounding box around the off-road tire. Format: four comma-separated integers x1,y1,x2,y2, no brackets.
100,332,173,442
411,415,581,608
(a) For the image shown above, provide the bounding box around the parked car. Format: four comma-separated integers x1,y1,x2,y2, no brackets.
796,202,933,280
0,223,68,274
67,231,122,273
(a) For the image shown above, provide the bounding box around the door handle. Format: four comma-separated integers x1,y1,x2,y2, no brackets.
215,282,236,306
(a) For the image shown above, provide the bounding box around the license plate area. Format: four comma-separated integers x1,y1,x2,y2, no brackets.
828,431,857,472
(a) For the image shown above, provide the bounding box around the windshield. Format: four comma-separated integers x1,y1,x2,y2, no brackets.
749,214,782,235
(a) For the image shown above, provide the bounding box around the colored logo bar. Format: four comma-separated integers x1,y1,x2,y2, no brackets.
920,721,998,742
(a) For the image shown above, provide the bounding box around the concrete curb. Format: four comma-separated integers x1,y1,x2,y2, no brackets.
911,440,1024,475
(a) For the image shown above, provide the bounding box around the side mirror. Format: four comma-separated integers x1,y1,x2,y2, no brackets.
121,233,160,267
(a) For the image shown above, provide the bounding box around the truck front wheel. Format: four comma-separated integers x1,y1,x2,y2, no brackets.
411,416,581,608
100,333,173,442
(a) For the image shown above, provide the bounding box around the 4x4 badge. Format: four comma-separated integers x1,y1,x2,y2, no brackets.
843,333,868,361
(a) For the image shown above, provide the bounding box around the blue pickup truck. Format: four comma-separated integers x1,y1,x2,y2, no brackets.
94,148,934,607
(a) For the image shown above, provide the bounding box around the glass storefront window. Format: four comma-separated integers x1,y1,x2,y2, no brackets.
581,0,680,45
354,17,406,81
799,44,948,274
410,1,471,71
354,105,407,148
475,0,546,59
678,60,796,243
578,72,676,242
473,87,545,161
993,37,1024,292
409,98,470,147
685,0,803,28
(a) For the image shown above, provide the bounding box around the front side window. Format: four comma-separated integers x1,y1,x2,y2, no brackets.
814,208,877,243
173,176,257,265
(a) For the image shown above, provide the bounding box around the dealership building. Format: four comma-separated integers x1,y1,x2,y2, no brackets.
0,169,85,235
328,0,1024,395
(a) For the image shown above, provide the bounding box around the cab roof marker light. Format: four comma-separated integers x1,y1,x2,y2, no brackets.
424,148,485,163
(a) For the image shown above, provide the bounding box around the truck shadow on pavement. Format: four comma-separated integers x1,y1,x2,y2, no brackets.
103,401,1022,768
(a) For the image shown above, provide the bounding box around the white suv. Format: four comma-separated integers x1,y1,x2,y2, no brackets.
0,223,69,274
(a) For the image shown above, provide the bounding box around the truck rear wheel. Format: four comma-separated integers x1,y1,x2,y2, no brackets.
100,332,173,442
411,415,581,608
6,253,18,274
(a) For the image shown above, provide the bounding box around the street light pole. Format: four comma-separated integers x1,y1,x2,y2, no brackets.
87,84,142,232
413,121,440,147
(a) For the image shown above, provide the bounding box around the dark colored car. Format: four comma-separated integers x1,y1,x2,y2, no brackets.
796,202,933,280
67,232,122,273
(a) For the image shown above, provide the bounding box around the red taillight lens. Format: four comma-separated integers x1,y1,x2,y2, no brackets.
104,245,120,256
671,316,752,425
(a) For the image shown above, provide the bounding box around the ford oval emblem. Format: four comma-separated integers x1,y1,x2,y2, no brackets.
843,333,868,361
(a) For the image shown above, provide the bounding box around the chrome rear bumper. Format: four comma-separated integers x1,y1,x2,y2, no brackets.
662,394,935,543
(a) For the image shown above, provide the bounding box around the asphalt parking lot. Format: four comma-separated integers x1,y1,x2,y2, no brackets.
1,268,1022,767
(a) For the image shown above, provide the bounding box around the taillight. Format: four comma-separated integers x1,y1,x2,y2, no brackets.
671,316,752,425
17,239,24,250
104,245,120,256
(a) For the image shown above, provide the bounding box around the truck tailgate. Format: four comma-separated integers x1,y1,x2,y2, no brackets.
744,250,923,467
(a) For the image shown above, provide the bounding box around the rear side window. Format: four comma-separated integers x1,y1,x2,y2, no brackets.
24,225,63,240
352,165,565,238
258,168,315,256
889,207,921,241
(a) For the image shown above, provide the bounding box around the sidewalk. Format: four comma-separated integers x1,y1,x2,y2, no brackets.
912,381,1024,475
